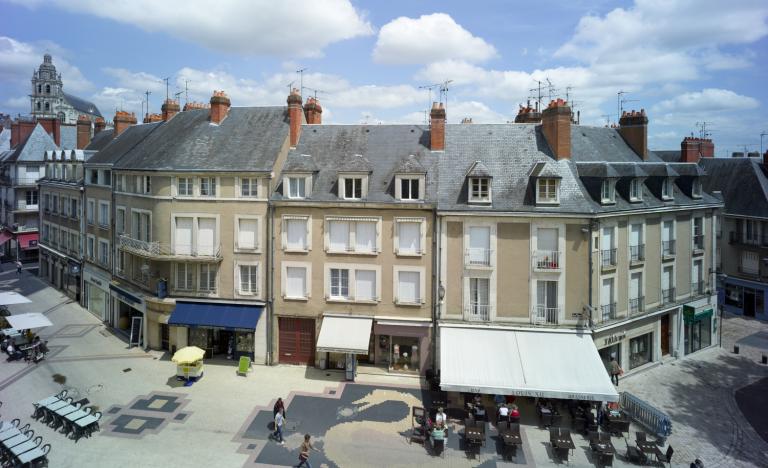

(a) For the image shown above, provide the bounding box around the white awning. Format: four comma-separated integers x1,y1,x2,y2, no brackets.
316,316,372,354
0,291,32,306
440,326,619,402
6,313,53,330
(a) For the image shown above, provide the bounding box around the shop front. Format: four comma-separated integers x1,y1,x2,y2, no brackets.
316,315,373,381
373,320,431,375
723,276,767,319
83,266,110,321
64,261,82,302
593,314,664,377
683,304,715,355
109,281,146,347
168,301,263,361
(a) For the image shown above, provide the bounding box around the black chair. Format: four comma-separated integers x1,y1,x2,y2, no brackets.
554,445,569,463
598,451,614,467
509,422,520,435
431,437,445,458
549,427,559,443
588,430,600,450
664,445,674,466
627,442,648,465
497,420,509,433
636,431,646,442
600,432,612,443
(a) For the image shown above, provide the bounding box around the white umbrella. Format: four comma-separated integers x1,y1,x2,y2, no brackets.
6,313,52,330
0,291,31,306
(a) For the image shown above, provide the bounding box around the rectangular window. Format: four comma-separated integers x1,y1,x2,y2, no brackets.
630,272,643,314
287,177,306,199
98,202,109,227
144,176,151,194
285,218,308,251
692,178,702,198
177,177,192,196
43,194,50,212
42,224,49,242
537,179,558,203
629,179,642,201
87,200,94,224
397,221,422,255
116,175,125,192
52,195,58,213
241,177,258,197
601,277,616,320
629,333,653,369
62,197,69,217
103,170,111,186
330,268,350,299
116,251,125,274
70,199,77,218
355,222,376,252
397,271,421,304
693,217,704,250
329,221,350,251
327,219,378,254
89,170,98,184
239,265,259,295
470,177,490,202
87,236,94,259
629,223,644,261
98,240,109,265
132,212,151,241
25,190,38,206
200,177,216,197
469,277,490,320
286,266,307,298
197,218,216,256
662,178,673,199
174,217,193,255
355,270,377,301
692,259,703,294
343,178,363,199
175,263,194,291
198,264,217,292
467,226,491,266
116,208,125,234
536,280,558,310
400,178,420,200
662,265,674,303
742,251,759,275
237,218,258,250
601,180,615,203
662,220,675,256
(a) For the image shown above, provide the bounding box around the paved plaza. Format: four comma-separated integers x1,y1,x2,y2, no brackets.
1,269,768,467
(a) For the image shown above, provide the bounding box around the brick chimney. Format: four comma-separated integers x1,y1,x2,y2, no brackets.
430,102,446,151
680,137,714,163
143,113,163,123
94,117,106,134
618,109,648,160
287,88,303,147
113,111,137,137
303,97,322,124
183,101,209,111
161,98,180,121
76,115,92,149
514,101,542,123
541,99,571,160
36,117,62,146
10,118,36,148
209,90,231,124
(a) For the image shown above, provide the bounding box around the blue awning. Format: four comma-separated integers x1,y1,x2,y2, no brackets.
169,302,263,331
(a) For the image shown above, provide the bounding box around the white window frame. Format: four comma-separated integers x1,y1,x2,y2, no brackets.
86,234,95,260
239,176,260,198
116,206,126,234
198,176,218,198
324,263,381,303
86,198,95,225
170,213,219,256
97,238,110,266
469,177,491,203
282,261,311,300
661,177,674,200
98,200,110,228
175,176,193,197
338,174,368,200
536,178,559,204
601,179,616,204
393,266,426,306
234,215,261,252
197,264,218,294
235,261,260,297
174,263,195,291
281,215,311,252
130,209,153,242
283,174,311,199
692,216,704,251
324,216,381,254
395,174,424,201
692,178,702,198
394,217,426,256
629,178,643,202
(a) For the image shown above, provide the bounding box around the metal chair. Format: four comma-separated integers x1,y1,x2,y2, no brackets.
636,431,646,442
663,445,674,467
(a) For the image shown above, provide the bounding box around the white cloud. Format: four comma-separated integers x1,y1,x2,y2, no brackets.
3,96,28,111
653,88,759,114
373,13,497,64
13,0,372,58
0,36,93,93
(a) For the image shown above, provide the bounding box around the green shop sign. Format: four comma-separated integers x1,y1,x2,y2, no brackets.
683,304,713,323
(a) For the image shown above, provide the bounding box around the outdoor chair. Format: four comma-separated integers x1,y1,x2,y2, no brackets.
509,422,520,435
497,421,509,433
15,442,50,467
56,390,67,399
626,443,648,465
598,451,614,467
588,430,599,450
237,356,252,376
600,432,612,443
549,427,559,443
662,445,674,466
636,431,646,442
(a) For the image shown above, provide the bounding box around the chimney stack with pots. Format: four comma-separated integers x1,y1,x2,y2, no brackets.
541,99,571,160
430,102,446,151
161,98,180,121
94,117,106,134
303,97,322,125
143,113,163,123
618,109,649,160
209,90,231,124
76,115,92,149
10,118,37,148
287,88,303,147
113,111,137,138
680,136,714,163
514,101,542,123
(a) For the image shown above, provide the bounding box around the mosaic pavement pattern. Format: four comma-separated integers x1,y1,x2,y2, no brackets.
102,392,192,439
232,383,533,467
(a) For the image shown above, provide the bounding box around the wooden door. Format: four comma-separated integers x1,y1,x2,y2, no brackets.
660,314,670,356
278,317,315,365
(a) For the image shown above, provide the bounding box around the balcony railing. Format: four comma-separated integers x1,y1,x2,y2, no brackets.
13,201,38,211
118,234,222,261
601,248,617,268
532,250,561,270
662,287,676,304
531,305,559,325
691,281,705,296
601,302,617,321
692,235,704,251
11,177,41,186
629,296,645,316
465,303,491,321
662,240,676,257
729,231,768,247
737,265,760,277
465,248,492,267
629,244,645,262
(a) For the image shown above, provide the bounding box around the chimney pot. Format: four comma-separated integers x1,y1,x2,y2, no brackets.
161,98,180,121
288,88,304,147
303,97,322,125
76,115,91,149
618,109,649,160
209,90,231,124
430,101,446,151
113,111,137,138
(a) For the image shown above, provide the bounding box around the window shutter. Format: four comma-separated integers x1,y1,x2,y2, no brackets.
238,218,258,249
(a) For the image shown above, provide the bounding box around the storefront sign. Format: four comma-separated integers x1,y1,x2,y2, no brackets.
683,305,713,323
603,332,626,347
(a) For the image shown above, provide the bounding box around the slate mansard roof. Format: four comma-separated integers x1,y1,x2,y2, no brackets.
273,124,439,204
699,157,768,219
3,124,57,163
63,92,102,118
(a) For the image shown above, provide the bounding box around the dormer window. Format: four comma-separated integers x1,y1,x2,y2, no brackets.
288,177,306,198
629,179,643,202
691,178,702,198
338,174,368,200
536,178,559,204
395,174,424,201
661,178,674,200
469,177,490,203
601,180,616,204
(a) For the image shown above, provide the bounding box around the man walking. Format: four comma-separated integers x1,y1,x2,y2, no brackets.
15,260,22,274
609,354,622,386
297,433,319,468
273,408,285,445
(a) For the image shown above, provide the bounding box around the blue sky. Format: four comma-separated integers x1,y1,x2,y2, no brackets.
1,0,767,155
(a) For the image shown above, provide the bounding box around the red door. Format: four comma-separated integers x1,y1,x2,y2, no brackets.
278,317,315,365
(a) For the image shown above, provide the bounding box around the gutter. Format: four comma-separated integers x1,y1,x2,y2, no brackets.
430,205,439,373
266,201,275,366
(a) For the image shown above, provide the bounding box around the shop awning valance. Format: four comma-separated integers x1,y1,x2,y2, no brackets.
0,291,32,306
17,233,38,250
316,316,372,354
169,302,263,331
440,326,619,402
0,232,12,244
6,313,52,330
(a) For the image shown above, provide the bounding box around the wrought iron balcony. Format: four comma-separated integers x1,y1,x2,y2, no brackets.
465,303,491,321
531,305,559,325
532,250,561,271
692,235,705,251
630,244,645,262
729,231,768,246
662,240,676,257
629,297,645,316
118,234,222,261
601,302,617,321
465,247,492,267
662,287,676,304
691,281,706,296
601,248,617,268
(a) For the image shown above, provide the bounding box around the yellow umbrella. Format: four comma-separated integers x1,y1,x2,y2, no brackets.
172,346,205,364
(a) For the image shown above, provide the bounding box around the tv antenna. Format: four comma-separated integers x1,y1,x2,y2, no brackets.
143,90,152,115
600,114,611,127
181,79,191,104
303,87,327,100
618,90,638,118
695,122,711,139
545,78,557,102
174,90,183,101
529,80,544,111
296,68,308,96
565,85,574,103
418,83,441,124
439,79,453,111
161,77,171,100
761,131,767,154
286,80,295,94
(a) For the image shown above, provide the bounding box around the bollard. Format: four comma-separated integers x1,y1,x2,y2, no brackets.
734,345,739,354
762,355,767,365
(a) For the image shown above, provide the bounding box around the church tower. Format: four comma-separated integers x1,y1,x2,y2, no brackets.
31,54,65,120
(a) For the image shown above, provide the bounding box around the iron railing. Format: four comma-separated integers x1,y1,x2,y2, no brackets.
465,303,491,321
601,302,617,321
629,244,645,262
692,234,704,251
629,297,645,316
691,281,705,295
118,234,222,261
532,306,559,325
620,392,672,442
532,250,561,270
662,287,676,304
601,248,617,268
465,248,492,267
662,240,676,256
729,231,768,246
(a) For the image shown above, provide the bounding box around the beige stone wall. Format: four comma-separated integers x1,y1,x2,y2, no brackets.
565,223,589,318
645,217,662,308
497,222,531,318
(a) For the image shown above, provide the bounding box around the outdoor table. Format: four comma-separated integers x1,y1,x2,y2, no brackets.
10,438,38,456
51,404,79,430
593,441,615,455
73,413,100,440
33,396,60,419
0,421,17,432
62,408,89,435
501,432,522,446
636,440,658,455
15,444,48,466
0,427,20,442
2,433,30,449
553,435,575,450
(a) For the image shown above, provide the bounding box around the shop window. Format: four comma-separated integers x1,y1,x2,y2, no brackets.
685,315,712,354
390,336,420,373
629,333,652,369
599,344,621,374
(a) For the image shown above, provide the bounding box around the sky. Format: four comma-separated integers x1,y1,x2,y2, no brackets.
1,0,767,155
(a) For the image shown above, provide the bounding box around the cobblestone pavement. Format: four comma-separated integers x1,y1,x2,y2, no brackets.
2,270,768,467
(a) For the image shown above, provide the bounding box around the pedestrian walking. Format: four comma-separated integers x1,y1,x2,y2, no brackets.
297,433,319,468
274,397,286,419
15,260,22,274
273,408,285,444
609,354,622,386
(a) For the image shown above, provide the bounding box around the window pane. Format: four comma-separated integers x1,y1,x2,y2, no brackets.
356,270,376,300
355,222,376,252
174,218,193,255
398,271,420,303
537,228,557,251
238,218,258,249
286,267,306,297
329,221,350,251
286,219,307,249
197,218,216,255
398,222,421,253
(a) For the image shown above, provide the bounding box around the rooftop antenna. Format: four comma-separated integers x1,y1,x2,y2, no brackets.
173,90,183,101
303,86,327,100
529,80,544,111
161,77,171,100
761,131,767,155
619,91,638,117
695,122,711,139
418,83,441,124
144,90,152,116
296,68,307,96
617,90,626,123
286,80,295,94
182,79,191,104
565,85,574,103
439,79,453,112
362,113,371,125
600,114,611,127
545,78,557,102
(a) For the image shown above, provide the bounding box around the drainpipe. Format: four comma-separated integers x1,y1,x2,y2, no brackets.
430,206,439,373
587,219,596,329
266,201,275,366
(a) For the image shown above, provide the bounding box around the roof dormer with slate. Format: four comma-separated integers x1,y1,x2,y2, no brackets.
466,160,492,204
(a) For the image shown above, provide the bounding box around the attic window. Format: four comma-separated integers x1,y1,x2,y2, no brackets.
397,176,421,201
692,178,702,199
338,174,368,200
661,178,674,200
629,179,643,202
469,177,490,203
536,178,559,204
601,180,616,204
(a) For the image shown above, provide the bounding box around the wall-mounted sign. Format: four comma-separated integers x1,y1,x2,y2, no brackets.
603,332,626,347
